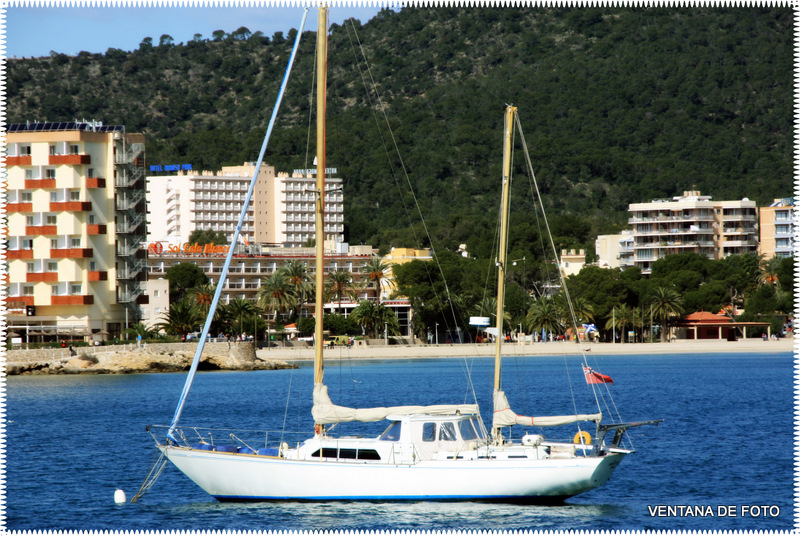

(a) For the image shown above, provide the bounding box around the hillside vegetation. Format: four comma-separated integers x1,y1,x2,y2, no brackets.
8,6,792,256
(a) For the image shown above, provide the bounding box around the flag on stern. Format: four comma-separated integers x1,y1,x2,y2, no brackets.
583,364,613,384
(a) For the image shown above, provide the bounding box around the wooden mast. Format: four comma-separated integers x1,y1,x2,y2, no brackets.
313,6,328,388
492,105,515,439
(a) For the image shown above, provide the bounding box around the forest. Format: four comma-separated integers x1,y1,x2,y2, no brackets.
7,5,793,257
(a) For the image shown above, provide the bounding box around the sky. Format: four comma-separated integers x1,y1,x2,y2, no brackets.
5,2,389,58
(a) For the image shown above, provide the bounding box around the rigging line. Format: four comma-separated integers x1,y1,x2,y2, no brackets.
166,8,310,441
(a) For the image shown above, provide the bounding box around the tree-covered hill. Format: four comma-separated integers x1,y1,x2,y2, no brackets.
7,6,793,256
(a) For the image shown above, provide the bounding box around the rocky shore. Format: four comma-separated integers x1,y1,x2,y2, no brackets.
6,341,295,375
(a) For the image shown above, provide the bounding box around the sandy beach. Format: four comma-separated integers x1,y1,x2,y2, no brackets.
256,337,795,362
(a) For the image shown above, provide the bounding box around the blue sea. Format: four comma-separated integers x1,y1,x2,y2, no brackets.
4,351,796,532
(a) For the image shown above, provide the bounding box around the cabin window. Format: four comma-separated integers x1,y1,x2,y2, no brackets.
459,419,480,441
422,423,436,442
439,422,457,441
311,448,381,461
379,421,402,441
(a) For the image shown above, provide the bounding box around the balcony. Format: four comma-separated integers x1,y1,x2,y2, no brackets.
50,201,92,212
26,225,57,235
88,271,108,281
49,154,91,165
7,155,32,166
51,295,94,305
27,272,59,282
7,249,34,260
25,179,56,189
87,224,107,235
7,203,33,213
50,248,93,258
86,177,106,188
6,296,34,306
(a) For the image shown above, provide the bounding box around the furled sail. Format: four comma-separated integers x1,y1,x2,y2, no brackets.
312,383,479,424
492,389,601,429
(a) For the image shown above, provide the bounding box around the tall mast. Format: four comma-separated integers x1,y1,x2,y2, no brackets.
493,106,516,393
313,6,328,387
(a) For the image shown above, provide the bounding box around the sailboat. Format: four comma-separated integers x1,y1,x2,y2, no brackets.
145,7,659,502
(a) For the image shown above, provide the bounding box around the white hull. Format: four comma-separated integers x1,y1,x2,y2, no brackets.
160,445,626,501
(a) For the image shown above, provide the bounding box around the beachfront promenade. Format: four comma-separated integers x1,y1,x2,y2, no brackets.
257,337,795,362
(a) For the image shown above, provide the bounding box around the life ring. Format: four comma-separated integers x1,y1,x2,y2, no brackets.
573,430,592,445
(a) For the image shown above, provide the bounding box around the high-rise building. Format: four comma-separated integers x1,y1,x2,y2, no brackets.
758,198,794,259
627,191,758,274
146,163,344,248
6,121,147,341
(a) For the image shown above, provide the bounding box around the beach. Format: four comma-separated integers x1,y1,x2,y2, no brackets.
257,337,795,362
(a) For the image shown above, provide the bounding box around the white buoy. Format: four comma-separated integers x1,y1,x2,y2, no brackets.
114,489,127,504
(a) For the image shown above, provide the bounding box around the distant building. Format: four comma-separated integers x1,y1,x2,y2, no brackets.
140,278,170,331
627,191,757,274
6,121,147,341
560,249,586,277
595,231,634,269
758,198,794,259
146,163,344,248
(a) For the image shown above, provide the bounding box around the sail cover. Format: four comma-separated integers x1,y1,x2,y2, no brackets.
492,390,601,429
312,383,480,424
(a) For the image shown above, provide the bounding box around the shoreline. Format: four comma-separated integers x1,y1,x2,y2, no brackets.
257,337,796,362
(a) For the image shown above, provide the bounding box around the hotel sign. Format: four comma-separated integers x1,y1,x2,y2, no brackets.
150,164,193,172
147,242,229,256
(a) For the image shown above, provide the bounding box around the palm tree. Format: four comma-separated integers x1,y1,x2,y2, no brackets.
125,322,156,339
362,257,389,295
326,269,356,314
280,259,313,318
605,304,631,343
758,255,782,289
157,299,202,338
649,286,684,342
350,300,401,338
224,297,258,336
257,271,296,322
188,283,216,314
525,297,563,339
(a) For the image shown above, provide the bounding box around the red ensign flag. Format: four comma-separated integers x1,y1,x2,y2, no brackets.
583,365,613,384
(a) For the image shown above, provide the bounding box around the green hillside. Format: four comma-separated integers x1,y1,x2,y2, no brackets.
7,6,793,256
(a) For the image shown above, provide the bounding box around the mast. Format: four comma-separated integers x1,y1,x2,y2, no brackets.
313,7,328,390
492,105,515,440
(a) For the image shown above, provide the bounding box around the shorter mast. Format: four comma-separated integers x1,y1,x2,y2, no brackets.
492,105,516,441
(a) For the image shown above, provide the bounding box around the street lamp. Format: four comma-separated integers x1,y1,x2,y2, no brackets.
511,256,526,292
435,322,439,345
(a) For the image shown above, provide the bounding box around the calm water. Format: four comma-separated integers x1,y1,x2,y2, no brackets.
5,351,795,531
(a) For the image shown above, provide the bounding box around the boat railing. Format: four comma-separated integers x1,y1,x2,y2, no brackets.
147,424,309,456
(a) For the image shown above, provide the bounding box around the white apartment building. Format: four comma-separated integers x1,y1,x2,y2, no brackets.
628,191,758,274
146,163,344,248
595,230,634,269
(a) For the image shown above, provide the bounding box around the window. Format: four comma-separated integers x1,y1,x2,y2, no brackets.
153,290,160,297
19,145,31,156
21,192,32,202
51,285,60,296
69,144,79,155
776,238,791,248
70,284,82,295
154,307,161,315
25,169,33,179
87,168,94,178
70,238,81,248
45,215,57,225
50,239,59,249
88,261,97,271
422,423,436,442
50,192,59,202
69,191,80,201
379,421,402,441
88,214,96,224
26,215,35,226
45,169,56,180
22,285,34,296
459,419,480,441
439,422,457,441
47,262,58,272
776,225,791,235
49,145,56,156
22,239,33,250
26,262,35,273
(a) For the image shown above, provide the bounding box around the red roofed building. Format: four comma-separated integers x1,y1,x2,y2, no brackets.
676,311,772,340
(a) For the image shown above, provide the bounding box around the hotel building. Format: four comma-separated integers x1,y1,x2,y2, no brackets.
146,163,344,248
627,191,758,274
6,121,147,341
758,198,794,259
